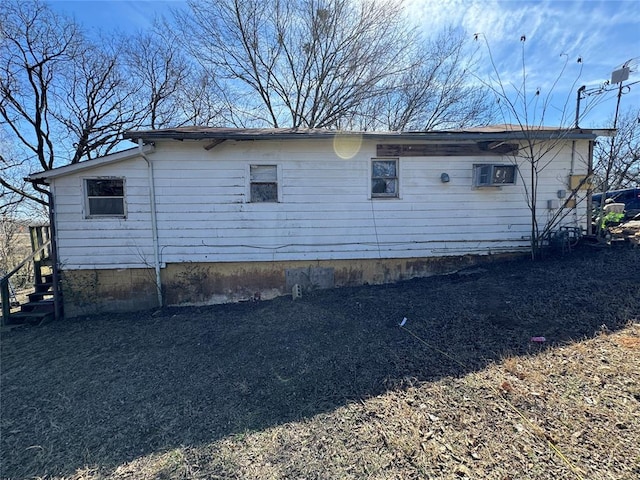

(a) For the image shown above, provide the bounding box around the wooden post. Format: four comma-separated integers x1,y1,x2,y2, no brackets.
30,226,44,286
1,278,10,326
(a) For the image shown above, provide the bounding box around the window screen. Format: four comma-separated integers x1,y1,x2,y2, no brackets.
85,178,125,217
250,165,278,202
371,159,398,198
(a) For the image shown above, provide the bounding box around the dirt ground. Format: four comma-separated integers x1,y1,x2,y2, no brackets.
1,245,639,479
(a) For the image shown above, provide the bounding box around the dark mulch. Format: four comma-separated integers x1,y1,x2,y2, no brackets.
1,245,639,479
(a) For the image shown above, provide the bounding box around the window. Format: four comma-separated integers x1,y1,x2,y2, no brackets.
85,178,125,217
371,159,398,198
474,164,517,187
250,165,278,202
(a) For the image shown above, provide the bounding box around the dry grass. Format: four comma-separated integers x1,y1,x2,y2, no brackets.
1,221,36,311
1,246,639,480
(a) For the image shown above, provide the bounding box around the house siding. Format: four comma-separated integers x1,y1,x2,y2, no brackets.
49,136,591,315
52,157,155,269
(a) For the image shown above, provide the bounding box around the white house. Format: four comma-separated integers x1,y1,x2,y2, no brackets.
27,126,603,317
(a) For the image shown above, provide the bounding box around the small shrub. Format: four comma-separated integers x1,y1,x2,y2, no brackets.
600,211,625,229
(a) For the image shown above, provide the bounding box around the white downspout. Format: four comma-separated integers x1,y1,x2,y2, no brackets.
570,140,578,227
138,139,163,308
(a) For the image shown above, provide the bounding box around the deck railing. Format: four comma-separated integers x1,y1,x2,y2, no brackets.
1,240,52,325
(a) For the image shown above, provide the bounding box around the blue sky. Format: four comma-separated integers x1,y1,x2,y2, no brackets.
49,0,184,35
49,0,639,128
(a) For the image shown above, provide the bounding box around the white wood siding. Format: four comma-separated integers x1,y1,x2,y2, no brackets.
52,157,155,269
51,137,591,269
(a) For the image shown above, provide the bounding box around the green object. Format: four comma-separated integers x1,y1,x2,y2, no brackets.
600,212,624,229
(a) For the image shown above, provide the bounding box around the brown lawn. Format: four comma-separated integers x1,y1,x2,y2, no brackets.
1,246,639,479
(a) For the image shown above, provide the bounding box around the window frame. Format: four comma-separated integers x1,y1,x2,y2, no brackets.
473,164,517,187
370,158,400,199
83,177,127,219
248,164,280,203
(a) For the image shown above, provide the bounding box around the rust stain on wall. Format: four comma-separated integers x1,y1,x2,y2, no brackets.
61,268,158,317
162,263,285,305
60,253,525,317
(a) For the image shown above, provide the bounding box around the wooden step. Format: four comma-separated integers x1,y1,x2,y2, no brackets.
20,299,54,313
35,282,53,293
28,291,54,302
8,310,54,326
39,258,53,267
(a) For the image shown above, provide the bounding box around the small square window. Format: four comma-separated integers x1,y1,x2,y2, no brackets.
250,165,278,202
372,159,398,198
474,164,516,187
85,178,125,217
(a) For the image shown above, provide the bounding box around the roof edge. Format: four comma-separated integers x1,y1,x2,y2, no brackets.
123,126,611,143
26,144,154,182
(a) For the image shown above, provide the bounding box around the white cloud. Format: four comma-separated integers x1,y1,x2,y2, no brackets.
404,0,639,125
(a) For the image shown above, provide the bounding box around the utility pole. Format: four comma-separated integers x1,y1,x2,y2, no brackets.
575,85,586,128
596,60,632,239
610,64,630,130
604,62,631,193
574,60,636,129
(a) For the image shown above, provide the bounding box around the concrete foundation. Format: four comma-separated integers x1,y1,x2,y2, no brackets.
61,268,158,318
61,253,521,317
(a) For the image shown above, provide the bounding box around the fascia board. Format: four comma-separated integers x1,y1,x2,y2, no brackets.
26,144,155,182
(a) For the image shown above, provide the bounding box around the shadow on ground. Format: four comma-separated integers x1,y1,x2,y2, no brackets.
1,247,639,478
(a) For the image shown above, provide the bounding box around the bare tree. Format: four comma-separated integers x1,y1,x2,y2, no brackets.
475,34,590,259
57,40,145,163
0,130,38,212
0,211,35,291
0,0,82,205
355,27,495,131
180,71,229,126
0,154,40,211
0,0,146,209
177,0,417,128
124,32,191,129
593,107,640,192
124,30,228,129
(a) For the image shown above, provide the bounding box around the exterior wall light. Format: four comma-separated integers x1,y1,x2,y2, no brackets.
440,173,450,183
